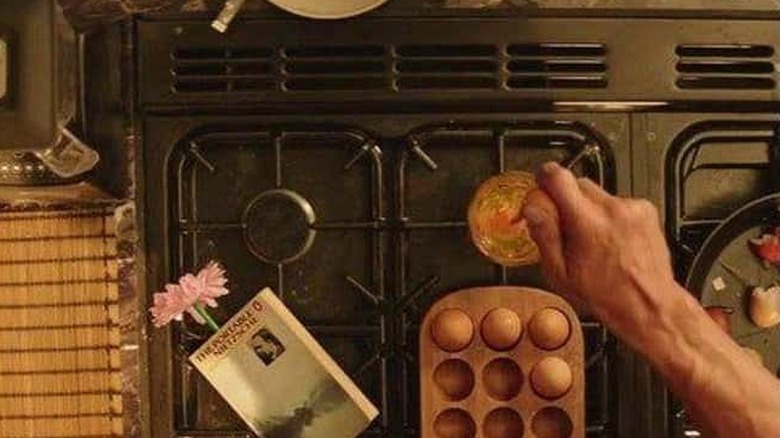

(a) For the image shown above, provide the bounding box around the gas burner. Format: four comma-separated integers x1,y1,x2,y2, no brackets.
243,189,316,264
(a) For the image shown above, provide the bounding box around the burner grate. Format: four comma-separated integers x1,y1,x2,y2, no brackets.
395,122,613,437
156,120,618,437
667,121,780,277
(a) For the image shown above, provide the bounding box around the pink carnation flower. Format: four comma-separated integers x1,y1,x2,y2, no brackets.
149,260,229,328
150,283,203,327
181,260,230,308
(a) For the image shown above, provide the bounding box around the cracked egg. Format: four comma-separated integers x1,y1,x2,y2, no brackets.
467,171,540,267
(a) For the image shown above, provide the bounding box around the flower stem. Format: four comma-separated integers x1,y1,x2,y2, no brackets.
194,304,220,332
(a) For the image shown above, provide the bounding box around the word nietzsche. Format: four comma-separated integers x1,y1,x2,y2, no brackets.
194,300,264,363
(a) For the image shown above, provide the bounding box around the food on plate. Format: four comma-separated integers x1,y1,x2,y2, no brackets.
480,308,523,351
711,276,726,292
749,228,780,264
430,309,474,352
468,170,540,267
704,306,733,335
749,286,780,328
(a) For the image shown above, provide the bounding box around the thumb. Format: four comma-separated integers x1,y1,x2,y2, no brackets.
522,189,567,286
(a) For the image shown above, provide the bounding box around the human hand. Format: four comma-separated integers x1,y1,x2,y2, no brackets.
521,162,680,340
521,163,780,438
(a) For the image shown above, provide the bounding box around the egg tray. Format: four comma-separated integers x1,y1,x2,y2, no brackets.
420,286,584,438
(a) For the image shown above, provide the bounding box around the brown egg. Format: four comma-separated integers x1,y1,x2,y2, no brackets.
433,359,475,401
532,407,573,438
433,408,476,438
530,357,572,399
529,307,571,350
481,308,522,351
482,358,523,401
431,309,474,352
483,407,524,438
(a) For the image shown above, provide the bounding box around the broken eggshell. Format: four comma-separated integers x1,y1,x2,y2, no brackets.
467,171,540,267
749,286,780,329
711,276,727,292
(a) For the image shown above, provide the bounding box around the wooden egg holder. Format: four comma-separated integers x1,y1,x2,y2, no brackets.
420,286,584,438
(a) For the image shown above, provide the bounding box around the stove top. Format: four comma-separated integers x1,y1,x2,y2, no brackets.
130,9,780,438
667,122,780,274
143,115,625,437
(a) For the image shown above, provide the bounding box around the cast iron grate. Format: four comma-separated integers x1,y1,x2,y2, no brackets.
169,43,609,94
675,44,777,90
166,121,617,437
666,121,780,277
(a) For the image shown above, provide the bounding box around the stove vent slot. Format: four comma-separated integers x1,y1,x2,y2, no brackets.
675,44,777,90
169,43,612,94
171,45,391,93
171,47,276,93
395,44,499,90
282,45,387,91
506,43,608,89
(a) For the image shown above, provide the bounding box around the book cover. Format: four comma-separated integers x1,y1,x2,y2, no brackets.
189,288,379,438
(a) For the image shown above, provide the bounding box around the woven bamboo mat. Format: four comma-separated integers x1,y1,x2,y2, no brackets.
0,209,122,437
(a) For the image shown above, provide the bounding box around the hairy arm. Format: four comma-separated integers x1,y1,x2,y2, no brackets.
521,163,780,438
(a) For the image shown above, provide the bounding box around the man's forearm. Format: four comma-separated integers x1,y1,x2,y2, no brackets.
630,282,780,437
521,164,780,437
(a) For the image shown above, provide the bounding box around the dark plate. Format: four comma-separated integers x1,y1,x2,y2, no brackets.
686,193,780,376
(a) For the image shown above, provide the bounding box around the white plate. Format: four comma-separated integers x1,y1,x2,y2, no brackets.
266,0,389,19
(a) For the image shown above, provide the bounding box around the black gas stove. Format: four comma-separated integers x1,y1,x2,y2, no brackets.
142,115,623,437
121,3,780,437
